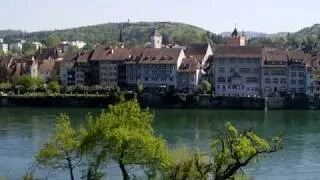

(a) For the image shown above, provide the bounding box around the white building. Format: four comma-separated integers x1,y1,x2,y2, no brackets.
71,41,86,49
151,29,162,49
126,48,185,89
0,43,9,54
9,42,23,52
177,57,200,92
213,46,262,97
32,42,42,50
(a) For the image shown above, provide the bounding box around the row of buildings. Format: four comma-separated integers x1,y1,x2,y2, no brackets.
0,39,86,54
59,30,213,92
1,28,320,98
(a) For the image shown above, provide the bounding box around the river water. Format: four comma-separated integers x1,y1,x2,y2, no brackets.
0,108,319,179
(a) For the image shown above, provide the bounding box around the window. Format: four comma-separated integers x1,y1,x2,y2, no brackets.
265,78,271,84
219,68,225,73
273,78,279,84
271,70,286,76
217,85,220,89
280,78,286,84
299,80,305,85
253,68,260,73
291,80,296,84
145,77,148,81
264,70,269,75
217,77,226,83
299,72,305,77
161,77,166,82
299,88,305,93
291,72,296,77
246,77,258,83
230,68,235,73
239,68,251,73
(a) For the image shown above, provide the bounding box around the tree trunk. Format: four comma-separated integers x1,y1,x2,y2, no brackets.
67,157,75,180
119,160,130,180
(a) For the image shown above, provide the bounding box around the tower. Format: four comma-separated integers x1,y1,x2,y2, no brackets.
151,28,162,49
119,24,124,48
226,27,246,46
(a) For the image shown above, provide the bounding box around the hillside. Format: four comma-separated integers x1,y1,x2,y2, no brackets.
2,22,225,47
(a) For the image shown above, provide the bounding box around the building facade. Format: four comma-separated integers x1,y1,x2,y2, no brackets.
0,43,9,54
177,57,200,92
261,49,288,97
214,46,262,97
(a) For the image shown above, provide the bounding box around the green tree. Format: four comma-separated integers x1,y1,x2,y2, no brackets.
16,75,44,92
46,34,61,47
161,148,207,180
22,42,37,56
199,80,212,94
211,123,282,180
36,114,82,180
48,80,61,93
81,100,169,180
159,123,281,180
135,80,143,97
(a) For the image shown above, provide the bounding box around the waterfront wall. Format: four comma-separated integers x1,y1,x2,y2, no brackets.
0,94,310,109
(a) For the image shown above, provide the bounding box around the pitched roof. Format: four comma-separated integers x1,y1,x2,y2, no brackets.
178,57,199,73
262,49,287,61
136,48,182,64
185,43,210,63
38,60,59,73
76,50,94,63
287,51,308,61
34,47,63,60
214,46,262,58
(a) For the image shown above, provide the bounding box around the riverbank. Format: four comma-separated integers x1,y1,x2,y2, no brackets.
0,93,313,110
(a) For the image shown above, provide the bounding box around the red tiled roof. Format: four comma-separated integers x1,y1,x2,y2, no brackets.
38,60,58,73
214,46,262,58
178,57,199,73
138,48,182,64
34,47,63,60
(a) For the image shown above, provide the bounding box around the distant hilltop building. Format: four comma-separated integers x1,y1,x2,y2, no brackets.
59,41,87,53
151,28,163,49
0,43,8,54
226,28,246,46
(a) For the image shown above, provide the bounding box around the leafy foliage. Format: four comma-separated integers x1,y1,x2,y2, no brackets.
81,100,169,180
48,80,61,93
36,114,82,180
211,123,282,180
15,75,44,92
199,80,212,94
2,22,225,47
159,123,282,180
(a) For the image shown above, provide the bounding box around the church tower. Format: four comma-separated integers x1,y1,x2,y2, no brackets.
151,28,162,49
226,28,246,46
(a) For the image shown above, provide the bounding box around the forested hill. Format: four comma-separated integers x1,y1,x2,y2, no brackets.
0,22,225,47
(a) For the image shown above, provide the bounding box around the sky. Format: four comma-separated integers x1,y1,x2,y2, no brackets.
0,0,319,34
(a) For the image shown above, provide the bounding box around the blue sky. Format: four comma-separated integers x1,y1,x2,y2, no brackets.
1,0,319,33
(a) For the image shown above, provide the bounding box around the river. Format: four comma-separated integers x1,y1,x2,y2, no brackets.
0,108,319,179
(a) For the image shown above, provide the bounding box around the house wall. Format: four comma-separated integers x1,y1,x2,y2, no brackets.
99,61,118,88
261,67,288,97
177,70,199,92
214,57,261,97
306,67,315,97
288,62,306,94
